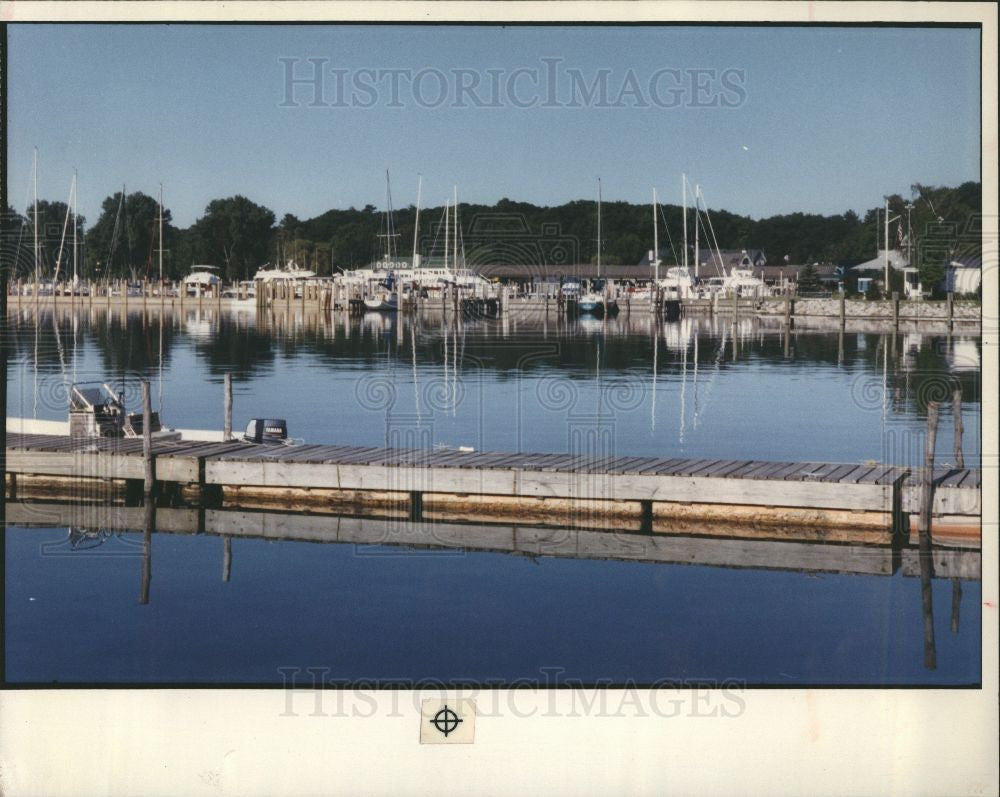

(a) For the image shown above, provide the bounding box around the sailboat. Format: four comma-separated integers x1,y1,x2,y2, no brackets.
578,178,613,316
363,270,400,311
692,183,766,298
364,171,403,312
629,184,693,306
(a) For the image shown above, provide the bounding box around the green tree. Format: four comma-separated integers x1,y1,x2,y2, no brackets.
84,191,167,281
917,249,948,298
796,263,821,293
191,196,275,282
19,200,87,278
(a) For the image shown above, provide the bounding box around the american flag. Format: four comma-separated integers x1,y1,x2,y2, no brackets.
897,220,904,245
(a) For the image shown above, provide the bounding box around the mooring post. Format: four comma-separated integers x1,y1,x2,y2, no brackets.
952,386,964,469
839,289,846,327
142,380,154,499
224,372,233,441
946,291,954,330
892,291,900,331
919,401,940,543
918,400,940,669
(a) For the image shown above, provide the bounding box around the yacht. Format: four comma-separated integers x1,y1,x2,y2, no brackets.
253,260,317,283
182,265,221,297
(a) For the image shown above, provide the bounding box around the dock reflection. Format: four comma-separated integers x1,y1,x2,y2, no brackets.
8,501,979,670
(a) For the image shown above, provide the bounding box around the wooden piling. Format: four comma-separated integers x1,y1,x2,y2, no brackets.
918,400,940,670
892,291,900,330
952,387,964,469
140,502,153,605
839,290,846,327
947,291,954,330
919,401,940,541
224,373,233,441
142,380,153,499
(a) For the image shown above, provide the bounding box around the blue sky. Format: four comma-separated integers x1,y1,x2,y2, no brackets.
7,24,981,228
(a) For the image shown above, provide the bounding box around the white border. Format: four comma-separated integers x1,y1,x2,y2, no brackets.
1,3,997,795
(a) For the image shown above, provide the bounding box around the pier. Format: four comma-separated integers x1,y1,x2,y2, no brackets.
4,431,980,546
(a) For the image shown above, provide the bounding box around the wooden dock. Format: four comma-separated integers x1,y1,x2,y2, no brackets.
4,432,981,546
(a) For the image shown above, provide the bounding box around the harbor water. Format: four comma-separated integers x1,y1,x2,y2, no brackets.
3,306,983,684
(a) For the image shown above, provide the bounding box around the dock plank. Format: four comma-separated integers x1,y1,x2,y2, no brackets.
938,468,971,488
711,460,755,478
875,467,908,486
839,465,876,484
673,459,722,476
323,447,386,465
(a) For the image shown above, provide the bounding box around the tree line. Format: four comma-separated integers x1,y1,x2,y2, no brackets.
3,181,981,288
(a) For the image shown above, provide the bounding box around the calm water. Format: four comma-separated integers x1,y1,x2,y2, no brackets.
3,307,983,684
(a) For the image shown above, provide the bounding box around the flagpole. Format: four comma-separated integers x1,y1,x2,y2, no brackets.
884,198,889,294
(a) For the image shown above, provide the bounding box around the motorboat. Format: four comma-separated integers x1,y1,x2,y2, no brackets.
69,382,178,440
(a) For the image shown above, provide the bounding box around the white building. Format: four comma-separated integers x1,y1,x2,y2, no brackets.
945,255,982,295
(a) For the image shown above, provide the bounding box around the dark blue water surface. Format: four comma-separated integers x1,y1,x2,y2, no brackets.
3,308,983,684
4,525,981,685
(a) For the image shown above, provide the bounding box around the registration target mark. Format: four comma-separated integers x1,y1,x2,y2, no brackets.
420,699,476,744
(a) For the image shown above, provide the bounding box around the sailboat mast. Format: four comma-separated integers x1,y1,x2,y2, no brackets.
452,185,458,271
33,147,39,285
652,187,659,283
385,169,393,262
596,177,602,279
681,173,688,271
72,171,78,284
412,174,422,269
694,183,700,278
158,183,164,283
444,197,450,271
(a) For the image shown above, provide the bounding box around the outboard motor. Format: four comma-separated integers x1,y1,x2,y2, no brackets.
244,418,288,444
